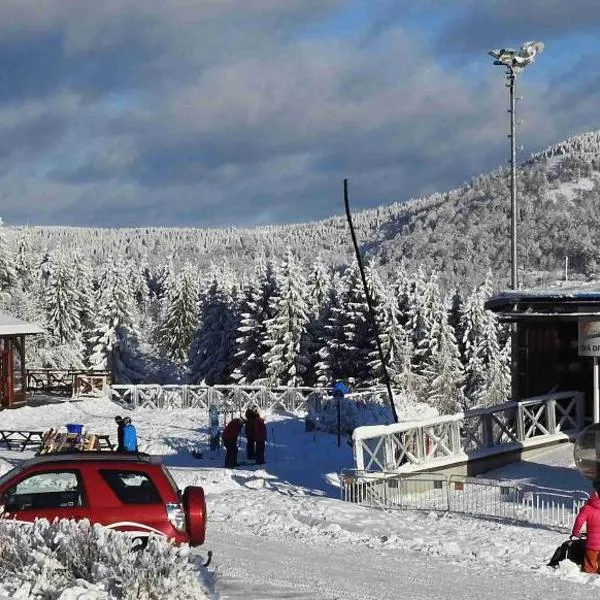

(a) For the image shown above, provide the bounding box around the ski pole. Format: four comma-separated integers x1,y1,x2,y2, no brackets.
271,427,276,462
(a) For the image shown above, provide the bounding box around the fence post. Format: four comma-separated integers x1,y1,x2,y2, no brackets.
575,392,586,431
416,427,425,463
451,419,462,456
516,403,525,441
483,413,493,448
547,396,557,434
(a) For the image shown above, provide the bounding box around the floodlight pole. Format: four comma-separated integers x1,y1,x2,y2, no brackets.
507,66,518,291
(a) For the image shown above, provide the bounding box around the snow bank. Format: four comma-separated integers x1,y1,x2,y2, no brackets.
0,519,210,600
310,392,436,435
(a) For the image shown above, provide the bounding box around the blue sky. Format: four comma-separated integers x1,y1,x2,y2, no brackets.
0,0,599,228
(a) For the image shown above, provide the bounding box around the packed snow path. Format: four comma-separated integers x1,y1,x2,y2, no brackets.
206,523,593,600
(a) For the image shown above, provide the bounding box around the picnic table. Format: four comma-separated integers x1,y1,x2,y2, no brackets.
0,430,45,452
0,430,114,453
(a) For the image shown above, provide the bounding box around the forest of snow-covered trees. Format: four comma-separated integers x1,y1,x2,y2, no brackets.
0,220,510,414
8,129,599,414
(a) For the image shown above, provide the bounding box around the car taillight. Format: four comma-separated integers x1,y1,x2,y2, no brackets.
165,502,187,532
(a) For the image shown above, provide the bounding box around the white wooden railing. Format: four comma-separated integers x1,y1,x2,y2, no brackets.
353,391,586,473
109,384,393,413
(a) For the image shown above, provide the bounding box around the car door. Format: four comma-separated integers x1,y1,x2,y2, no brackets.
93,469,172,538
0,469,88,524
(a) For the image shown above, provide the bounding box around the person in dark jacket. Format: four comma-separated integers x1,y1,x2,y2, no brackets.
572,489,600,573
254,412,267,465
114,416,125,452
122,417,138,452
222,417,244,468
245,408,257,460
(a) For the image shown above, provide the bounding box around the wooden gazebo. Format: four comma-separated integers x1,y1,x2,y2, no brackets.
0,313,44,409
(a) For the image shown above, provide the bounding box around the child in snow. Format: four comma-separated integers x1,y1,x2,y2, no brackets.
572,488,600,573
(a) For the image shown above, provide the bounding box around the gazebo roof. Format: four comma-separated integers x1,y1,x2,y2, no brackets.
0,313,44,336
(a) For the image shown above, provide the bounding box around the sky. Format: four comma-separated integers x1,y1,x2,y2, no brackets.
1,0,600,228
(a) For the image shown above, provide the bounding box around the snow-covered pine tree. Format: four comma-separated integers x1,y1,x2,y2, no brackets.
87,261,146,383
319,263,374,386
0,219,16,295
14,230,34,292
262,251,311,386
156,264,199,363
460,274,508,409
188,275,238,385
305,256,330,317
231,258,277,384
314,286,342,387
419,295,465,413
43,252,84,356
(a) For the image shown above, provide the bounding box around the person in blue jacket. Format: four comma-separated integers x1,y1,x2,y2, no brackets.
122,417,138,452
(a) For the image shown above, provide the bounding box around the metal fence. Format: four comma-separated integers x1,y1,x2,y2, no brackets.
340,470,589,532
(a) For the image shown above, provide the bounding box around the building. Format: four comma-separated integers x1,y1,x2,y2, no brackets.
485,284,600,419
0,313,44,408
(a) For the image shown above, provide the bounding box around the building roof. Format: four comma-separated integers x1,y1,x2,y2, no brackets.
485,282,600,319
0,312,44,336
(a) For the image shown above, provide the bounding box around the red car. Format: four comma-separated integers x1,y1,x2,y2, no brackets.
0,452,206,546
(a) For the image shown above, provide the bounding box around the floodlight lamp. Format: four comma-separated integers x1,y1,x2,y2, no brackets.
489,40,544,73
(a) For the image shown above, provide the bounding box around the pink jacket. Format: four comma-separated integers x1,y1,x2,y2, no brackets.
573,491,600,550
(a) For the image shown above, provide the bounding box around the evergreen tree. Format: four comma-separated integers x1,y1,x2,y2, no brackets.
0,219,16,294
318,263,374,386
262,251,311,386
157,264,199,362
231,259,277,384
43,253,83,346
189,276,238,385
420,296,464,413
87,261,146,383
460,274,506,408
14,231,34,292
305,256,330,317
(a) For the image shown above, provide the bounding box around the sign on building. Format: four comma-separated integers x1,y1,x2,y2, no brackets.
578,319,600,357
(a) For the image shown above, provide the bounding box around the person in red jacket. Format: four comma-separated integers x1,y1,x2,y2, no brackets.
572,489,600,573
254,413,267,465
221,417,244,468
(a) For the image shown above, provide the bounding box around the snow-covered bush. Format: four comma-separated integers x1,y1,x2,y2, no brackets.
0,519,210,599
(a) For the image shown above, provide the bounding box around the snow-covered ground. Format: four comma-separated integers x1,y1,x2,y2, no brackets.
0,397,598,599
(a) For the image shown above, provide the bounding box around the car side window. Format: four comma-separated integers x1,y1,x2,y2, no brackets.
99,470,161,504
4,471,84,511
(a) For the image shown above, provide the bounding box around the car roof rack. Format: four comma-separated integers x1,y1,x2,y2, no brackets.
24,451,160,467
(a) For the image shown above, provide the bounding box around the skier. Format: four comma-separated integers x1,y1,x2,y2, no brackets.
122,417,138,453
572,488,600,573
245,407,257,461
114,415,125,452
254,411,267,465
221,417,244,468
